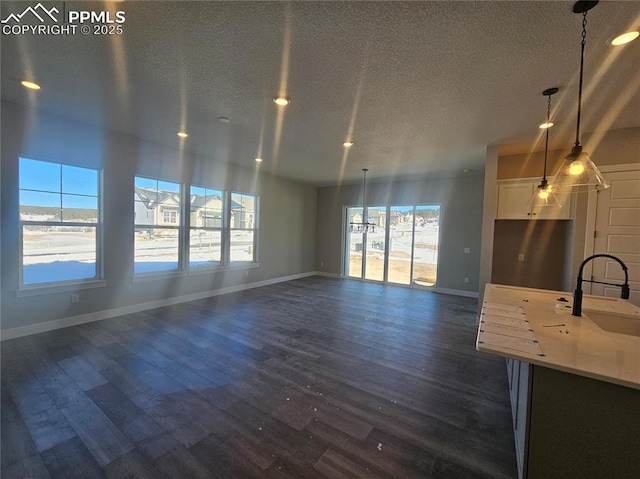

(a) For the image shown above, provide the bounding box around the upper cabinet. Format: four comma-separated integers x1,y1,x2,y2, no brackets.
497,179,573,220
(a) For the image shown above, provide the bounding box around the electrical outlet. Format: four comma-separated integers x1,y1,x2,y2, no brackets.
518,253,525,262
464,277,469,284
71,293,80,303
320,261,324,267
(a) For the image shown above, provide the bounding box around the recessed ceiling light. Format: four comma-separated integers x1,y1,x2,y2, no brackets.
255,157,263,163
273,97,290,106
217,116,230,123
21,80,40,90
539,121,554,129
342,141,355,147
177,131,188,138
610,31,639,46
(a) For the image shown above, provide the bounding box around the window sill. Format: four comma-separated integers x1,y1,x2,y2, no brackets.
132,270,187,283
17,279,107,297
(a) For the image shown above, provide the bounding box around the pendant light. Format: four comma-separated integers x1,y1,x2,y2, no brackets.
349,168,376,233
529,87,562,209
549,1,609,193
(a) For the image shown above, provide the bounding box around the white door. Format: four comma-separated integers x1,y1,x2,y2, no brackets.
591,170,640,305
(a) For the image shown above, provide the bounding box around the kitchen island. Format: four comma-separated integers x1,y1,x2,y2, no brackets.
476,284,640,479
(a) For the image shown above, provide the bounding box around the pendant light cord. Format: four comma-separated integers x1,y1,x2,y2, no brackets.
575,10,588,148
543,94,551,181
362,168,368,222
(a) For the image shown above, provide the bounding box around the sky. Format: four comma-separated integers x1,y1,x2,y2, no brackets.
20,157,97,209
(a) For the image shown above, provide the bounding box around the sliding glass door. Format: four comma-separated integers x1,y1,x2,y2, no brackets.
345,204,440,287
364,206,385,281
346,207,364,278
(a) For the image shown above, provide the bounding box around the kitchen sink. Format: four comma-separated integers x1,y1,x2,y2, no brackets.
583,309,640,337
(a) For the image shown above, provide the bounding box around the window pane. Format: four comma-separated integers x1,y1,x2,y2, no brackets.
346,207,363,278
20,190,61,221
19,158,60,192
190,229,222,267
22,225,96,284
231,193,255,229
62,194,98,222
62,165,98,196
230,230,254,262
387,206,413,285
134,227,179,273
134,176,181,227
364,206,385,281
412,206,440,287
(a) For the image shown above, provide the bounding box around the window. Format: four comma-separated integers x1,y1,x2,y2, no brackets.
134,176,181,274
344,204,440,287
230,192,257,263
19,157,101,286
189,186,224,268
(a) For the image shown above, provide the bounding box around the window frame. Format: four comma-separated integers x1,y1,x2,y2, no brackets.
18,156,104,293
229,191,259,266
188,184,227,271
133,175,184,278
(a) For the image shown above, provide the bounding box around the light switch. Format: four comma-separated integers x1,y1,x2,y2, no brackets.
518,253,525,262
464,248,470,254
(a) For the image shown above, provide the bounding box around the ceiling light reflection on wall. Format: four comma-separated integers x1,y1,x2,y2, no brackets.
610,31,639,45
21,80,41,90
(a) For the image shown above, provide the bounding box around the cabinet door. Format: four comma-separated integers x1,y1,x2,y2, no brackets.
497,183,535,219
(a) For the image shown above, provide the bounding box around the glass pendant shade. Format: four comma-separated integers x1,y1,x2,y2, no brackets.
549,145,609,192
528,180,562,209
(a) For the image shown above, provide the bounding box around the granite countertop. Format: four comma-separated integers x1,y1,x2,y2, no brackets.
476,283,640,390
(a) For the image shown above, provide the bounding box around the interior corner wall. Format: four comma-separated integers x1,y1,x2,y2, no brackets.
315,173,485,294
1,100,317,332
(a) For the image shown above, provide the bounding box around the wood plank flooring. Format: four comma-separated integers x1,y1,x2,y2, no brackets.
1,277,517,478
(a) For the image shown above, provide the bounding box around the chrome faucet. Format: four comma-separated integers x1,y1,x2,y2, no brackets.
572,254,630,316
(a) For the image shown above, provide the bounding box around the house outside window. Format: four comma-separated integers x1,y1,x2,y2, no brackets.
230,192,258,263
189,186,224,268
134,176,182,274
19,157,101,286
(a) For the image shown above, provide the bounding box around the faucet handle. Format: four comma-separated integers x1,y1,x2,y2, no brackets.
621,284,630,300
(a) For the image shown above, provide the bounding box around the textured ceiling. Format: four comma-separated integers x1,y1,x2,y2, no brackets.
2,1,639,185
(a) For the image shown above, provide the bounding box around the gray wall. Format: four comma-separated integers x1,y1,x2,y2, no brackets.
1,101,317,331
492,220,573,291
316,173,485,294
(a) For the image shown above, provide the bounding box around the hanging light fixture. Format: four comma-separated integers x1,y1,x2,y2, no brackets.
529,87,562,209
349,168,376,233
549,1,608,193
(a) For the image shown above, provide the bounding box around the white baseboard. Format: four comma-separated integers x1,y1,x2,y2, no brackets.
1,271,316,341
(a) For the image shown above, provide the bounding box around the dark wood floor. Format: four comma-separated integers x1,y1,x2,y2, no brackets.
1,277,517,478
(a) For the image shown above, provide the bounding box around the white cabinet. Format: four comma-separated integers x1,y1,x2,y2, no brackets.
496,179,573,220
